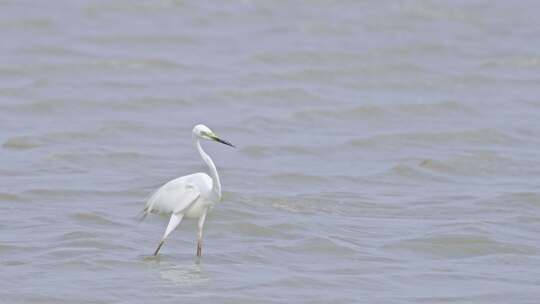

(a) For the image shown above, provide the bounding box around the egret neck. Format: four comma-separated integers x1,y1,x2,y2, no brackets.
194,136,222,197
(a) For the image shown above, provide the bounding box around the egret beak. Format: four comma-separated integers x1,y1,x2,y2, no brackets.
210,135,235,148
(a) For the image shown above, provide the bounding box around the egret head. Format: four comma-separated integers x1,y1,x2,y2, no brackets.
192,124,235,148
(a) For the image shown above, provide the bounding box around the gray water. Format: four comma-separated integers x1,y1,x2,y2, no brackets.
2,1,540,303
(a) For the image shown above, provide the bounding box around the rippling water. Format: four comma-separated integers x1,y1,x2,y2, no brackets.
2,1,540,303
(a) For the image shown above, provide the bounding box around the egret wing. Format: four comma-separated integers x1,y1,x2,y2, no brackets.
143,178,201,216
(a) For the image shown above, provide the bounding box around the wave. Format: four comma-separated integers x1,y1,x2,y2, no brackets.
349,129,519,148
294,100,474,123
386,234,537,258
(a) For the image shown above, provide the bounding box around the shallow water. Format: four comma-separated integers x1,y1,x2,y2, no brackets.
2,1,540,303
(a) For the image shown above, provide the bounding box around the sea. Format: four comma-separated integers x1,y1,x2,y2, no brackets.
1,1,540,303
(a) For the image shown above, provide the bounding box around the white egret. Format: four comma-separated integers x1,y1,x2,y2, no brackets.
141,124,234,257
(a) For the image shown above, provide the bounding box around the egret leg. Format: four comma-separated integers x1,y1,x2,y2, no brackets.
196,210,208,257
154,213,183,256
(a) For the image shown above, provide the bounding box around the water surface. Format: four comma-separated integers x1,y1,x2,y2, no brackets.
1,1,540,303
